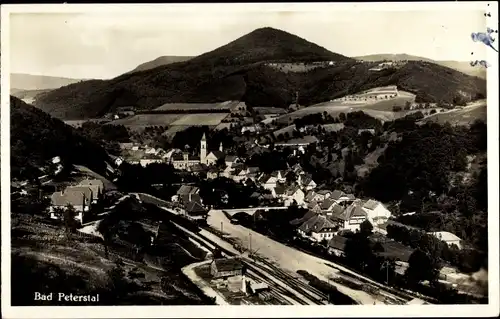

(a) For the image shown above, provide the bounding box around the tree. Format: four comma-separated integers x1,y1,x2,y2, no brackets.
359,220,374,236
63,204,79,237
405,249,441,285
215,157,226,170
339,113,346,122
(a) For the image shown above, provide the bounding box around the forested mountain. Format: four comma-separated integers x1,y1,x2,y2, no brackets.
34,27,486,120
10,96,111,180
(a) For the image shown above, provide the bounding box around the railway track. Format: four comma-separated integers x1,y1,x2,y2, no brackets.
140,196,430,305
171,221,322,305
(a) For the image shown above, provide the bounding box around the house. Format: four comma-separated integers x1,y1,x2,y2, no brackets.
272,183,287,198
327,235,348,257
330,190,356,205
174,185,200,204
210,258,245,279
304,190,319,203
78,179,104,198
185,201,208,219
320,198,337,211
257,174,278,191
119,142,135,150
298,175,317,191
283,186,305,207
330,200,368,232
232,168,249,183
225,155,240,168
290,209,317,227
297,214,338,242
49,187,93,224
207,167,220,179
65,186,95,204
361,199,392,225
189,163,209,175
205,149,226,166
316,190,332,200
140,158,163,167
428,231,463,250
270,170,287,183
307,201,322,213
274,135,319,148
145,147,158,155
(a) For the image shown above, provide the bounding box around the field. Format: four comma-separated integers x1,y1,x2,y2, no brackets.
272,104,401,125
64,119,111,128
107,114,183,130
421,102,486,126
153,101,241,111
107,112,229,132
266,62,332,73
362,95,416,112
267,89,417,125
170,113,229,126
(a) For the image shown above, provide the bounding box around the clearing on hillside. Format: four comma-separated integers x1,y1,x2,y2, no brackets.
420,101,486,126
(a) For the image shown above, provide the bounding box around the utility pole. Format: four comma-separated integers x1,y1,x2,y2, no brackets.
249,233,252,255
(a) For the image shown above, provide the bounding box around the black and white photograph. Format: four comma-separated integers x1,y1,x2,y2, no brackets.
1,2,498,318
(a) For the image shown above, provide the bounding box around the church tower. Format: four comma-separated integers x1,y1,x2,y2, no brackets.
200,133,207,164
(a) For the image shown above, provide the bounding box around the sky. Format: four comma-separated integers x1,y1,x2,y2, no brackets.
8,3,489,80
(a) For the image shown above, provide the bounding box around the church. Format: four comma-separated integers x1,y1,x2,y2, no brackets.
169,133,226,170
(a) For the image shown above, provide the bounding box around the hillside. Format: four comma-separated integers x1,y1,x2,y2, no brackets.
11,88,53,104
354,54,486,79
129,56,194,73
10,73,87,91
10,96,111,180
34,28,485,120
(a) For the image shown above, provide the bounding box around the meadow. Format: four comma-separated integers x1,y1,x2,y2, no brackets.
108,114,183,130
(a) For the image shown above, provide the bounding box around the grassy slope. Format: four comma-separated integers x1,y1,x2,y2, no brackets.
129,56,194,73
354,54,487,79
11,214,208,305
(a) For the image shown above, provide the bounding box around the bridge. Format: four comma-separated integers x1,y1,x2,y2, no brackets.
221,206,288,217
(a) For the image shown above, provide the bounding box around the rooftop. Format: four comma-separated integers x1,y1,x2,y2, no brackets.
428,231,462,242
177,185,199,196
213,258,244,272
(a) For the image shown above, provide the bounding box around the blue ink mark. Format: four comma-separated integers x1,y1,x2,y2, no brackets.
470,60,491,68
471,28,498,52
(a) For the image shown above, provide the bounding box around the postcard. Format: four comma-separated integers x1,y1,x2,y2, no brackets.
1,2,498,318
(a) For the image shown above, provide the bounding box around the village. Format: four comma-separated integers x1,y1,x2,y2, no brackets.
15,118,480,305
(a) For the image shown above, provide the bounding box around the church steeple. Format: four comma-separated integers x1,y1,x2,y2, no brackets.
200,132,207,164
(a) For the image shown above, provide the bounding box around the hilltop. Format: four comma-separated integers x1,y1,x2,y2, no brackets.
10,96,111,180
128,56,194,73
354,54,486,79
34,27,485,120
10,73,88,91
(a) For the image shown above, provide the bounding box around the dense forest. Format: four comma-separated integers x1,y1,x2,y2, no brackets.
10,96,111,180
